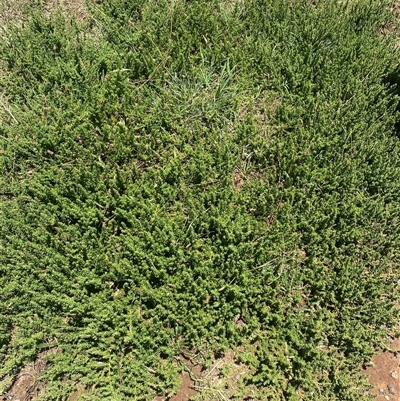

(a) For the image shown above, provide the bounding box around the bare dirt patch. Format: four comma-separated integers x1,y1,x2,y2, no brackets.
153,346,258,401
1,353,48,401
363,338,400,400
153,355,202,401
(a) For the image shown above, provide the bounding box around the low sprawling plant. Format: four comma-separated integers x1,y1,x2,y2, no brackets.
1,0,399,399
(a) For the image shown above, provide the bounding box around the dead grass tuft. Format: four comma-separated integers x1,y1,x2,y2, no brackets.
192,347,258,400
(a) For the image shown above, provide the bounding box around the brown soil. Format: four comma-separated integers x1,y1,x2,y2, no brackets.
151,344,400,401
153,355,202,401
153,370,198,401
362,338,400,401
3,343,400,401
152,347,259,401
1,354,46,401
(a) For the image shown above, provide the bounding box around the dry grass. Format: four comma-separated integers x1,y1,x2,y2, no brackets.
43,0,90,22
232,93,280,193
0,0,33,27
175,346,259,400
221,0,246,14
0,0,91,29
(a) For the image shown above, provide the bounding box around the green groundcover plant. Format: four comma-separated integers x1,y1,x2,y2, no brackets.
1,0,400,399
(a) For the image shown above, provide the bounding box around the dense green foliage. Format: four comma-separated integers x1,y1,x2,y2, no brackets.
1,0,400,399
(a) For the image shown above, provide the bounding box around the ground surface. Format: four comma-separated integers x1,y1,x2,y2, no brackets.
362,338,400,401
152,355,201,401
2,343,399,401
0,0,400,400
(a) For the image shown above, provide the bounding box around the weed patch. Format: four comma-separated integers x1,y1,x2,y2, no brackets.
0,0,400,400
